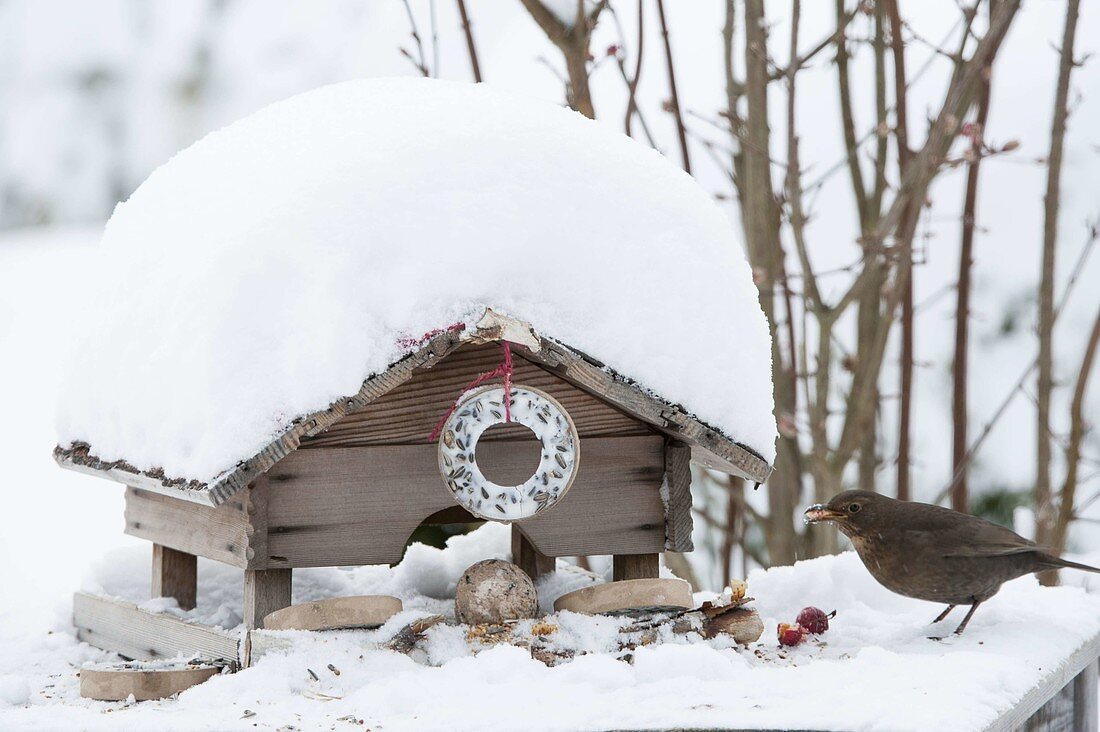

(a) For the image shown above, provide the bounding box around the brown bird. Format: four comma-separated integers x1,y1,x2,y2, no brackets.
804,490,1100,636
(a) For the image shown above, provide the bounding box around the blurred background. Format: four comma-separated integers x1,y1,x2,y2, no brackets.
0,0,1097,596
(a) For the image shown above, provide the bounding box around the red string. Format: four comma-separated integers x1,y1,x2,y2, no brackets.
429,341,513,442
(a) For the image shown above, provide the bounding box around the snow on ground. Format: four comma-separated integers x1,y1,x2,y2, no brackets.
2,520,1100,732
55,77,776,489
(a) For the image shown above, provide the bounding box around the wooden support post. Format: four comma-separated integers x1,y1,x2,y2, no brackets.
512,525,555,581
151,544,196,611
1073,660,1098,732
663,439,695,552
243,568,292,629
613,553,659,581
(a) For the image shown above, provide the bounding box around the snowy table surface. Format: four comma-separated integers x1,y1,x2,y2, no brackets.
2,523,1100,732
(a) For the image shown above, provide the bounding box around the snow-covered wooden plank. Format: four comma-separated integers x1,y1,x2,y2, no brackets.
983,631,1100,732
244,630,295,666
54,452,217,506
72,592,240,666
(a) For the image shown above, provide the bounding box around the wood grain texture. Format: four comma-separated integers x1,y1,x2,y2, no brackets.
262,436,666,568
125,488,251,568
243,479,270,569
151,545,196,611
1072,660,1098,732
663,439,694,552
72,592,239,665
301,343,652,448
512,526,555,580
1023,677,1075,731
243,569,292,630
612,553,660,581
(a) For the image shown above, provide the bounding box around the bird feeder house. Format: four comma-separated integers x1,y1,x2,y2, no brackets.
52,78,776,669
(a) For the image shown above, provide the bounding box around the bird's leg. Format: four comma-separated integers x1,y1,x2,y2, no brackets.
952,602,982,635
931,605,956,624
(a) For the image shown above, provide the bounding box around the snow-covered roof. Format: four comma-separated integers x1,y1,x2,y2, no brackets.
54,78,776,498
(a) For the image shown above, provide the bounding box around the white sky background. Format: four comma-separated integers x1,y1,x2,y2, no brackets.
0,0,1098,600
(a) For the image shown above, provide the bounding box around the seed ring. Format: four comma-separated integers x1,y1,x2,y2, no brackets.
437,384,579,521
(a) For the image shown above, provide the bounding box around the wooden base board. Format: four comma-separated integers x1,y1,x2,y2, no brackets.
73,592,240,668
80,663,220,701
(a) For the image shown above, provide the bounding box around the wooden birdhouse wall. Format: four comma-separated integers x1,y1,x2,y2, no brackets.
123,343,690,575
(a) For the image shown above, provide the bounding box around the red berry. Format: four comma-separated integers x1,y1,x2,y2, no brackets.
777,623,805,647
796,606,835,635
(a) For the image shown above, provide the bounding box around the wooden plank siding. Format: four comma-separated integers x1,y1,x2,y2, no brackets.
125,487,253,568
300,343,653,448
117,342,677,572
261,436,666,568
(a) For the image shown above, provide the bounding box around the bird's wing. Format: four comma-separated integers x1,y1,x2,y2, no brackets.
942,542,1054,559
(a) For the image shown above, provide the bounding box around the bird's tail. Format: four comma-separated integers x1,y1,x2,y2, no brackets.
1042,555,1100,573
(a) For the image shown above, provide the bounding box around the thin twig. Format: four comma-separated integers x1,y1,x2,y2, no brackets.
455,0,483,82
655,0,691,173
399,0,431,77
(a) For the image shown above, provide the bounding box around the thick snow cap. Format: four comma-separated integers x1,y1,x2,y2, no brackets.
57,78,776,485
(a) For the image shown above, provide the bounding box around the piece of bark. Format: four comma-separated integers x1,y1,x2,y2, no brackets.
385,614,445,653
678,605,765,644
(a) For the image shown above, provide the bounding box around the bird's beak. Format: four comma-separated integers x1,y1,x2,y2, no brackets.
804,504,844,524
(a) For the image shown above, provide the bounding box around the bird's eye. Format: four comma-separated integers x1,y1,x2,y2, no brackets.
849,503,862,513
